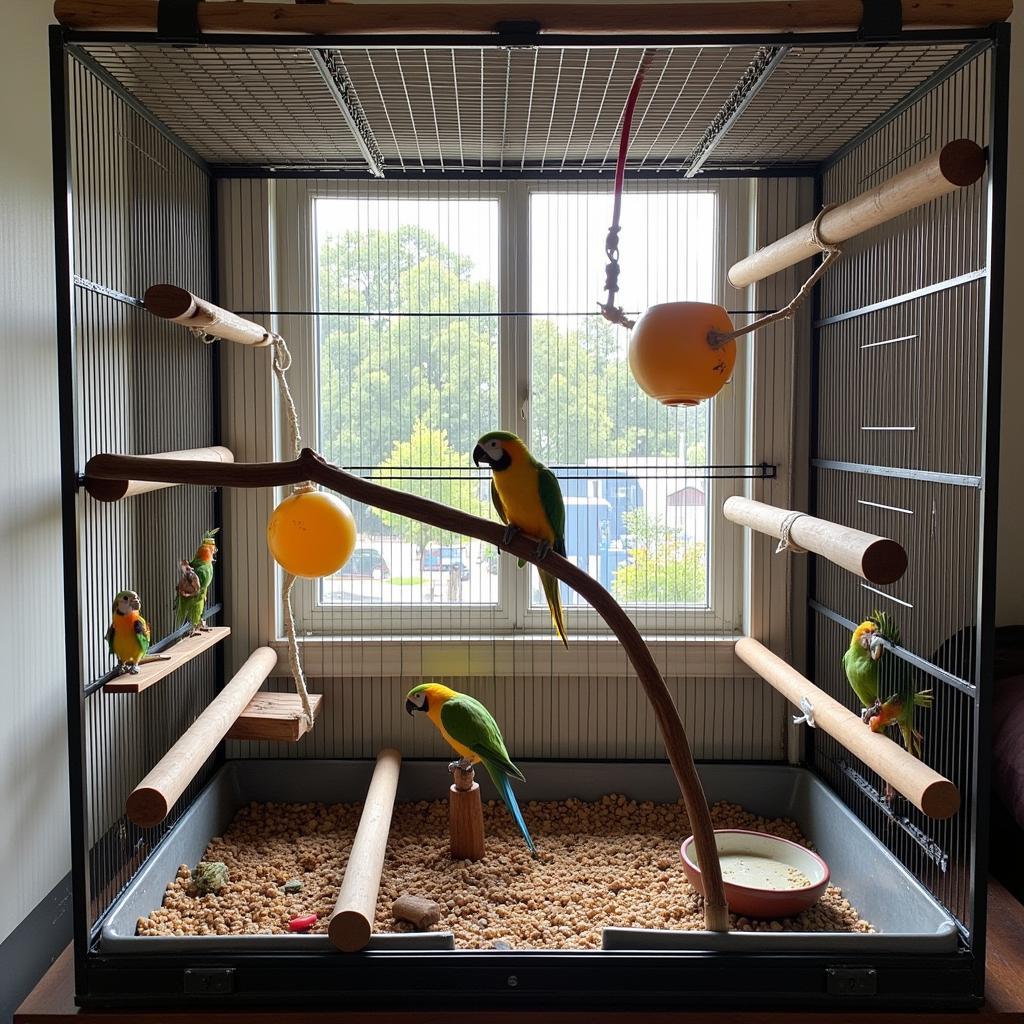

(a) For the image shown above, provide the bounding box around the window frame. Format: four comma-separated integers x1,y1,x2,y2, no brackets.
276,177,750,639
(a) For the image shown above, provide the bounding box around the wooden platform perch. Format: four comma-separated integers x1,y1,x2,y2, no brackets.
736,637,960,819
225,691,323,742
104,626,230,694
80,446,731,931
723,496,908,585
329,748,402,952
83,446,234,502
729,139,987,288
144,284,275,347
53,0,1013,34
126,647,278,828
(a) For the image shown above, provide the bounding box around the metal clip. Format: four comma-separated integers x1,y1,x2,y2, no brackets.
792,695,815,728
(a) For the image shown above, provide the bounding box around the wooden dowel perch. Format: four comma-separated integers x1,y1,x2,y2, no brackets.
125,647,277,828
83,447,730,932
724,496,907,585
449,764,485,861
83,446,234,502
144,285,274,348
329,748,402,952
53,0,1012,34
736,637,960,819
729,140,987,288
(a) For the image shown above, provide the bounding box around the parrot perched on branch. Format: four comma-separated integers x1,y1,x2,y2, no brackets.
106,590,151,675
472,431,568,648
405,682,536,857
842,611,933,757
175,528,219,636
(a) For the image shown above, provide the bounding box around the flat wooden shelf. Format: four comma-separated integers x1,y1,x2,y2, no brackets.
103,627,230,694
225,691,322,742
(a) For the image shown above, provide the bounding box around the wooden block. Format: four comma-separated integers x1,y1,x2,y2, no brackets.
392,894,441,929
104,627,230,694
225,691,323,742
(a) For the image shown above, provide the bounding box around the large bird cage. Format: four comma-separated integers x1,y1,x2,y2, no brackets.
50,3,1009,1011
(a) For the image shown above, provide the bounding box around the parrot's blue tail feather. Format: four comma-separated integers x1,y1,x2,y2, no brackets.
492,770,537,857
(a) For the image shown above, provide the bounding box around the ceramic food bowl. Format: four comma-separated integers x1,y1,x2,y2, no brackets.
680,829,830,919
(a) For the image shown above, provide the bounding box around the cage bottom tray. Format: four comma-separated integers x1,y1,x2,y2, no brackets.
103,759,955,955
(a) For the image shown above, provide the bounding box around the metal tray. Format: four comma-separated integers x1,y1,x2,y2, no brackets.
101,759,956,954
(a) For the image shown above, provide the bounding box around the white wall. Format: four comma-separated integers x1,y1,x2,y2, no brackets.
0,1,67,945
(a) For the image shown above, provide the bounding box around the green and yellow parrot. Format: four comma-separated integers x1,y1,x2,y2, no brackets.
106,590,151,675
405,682,536,857
175,528,219,636
472,431,568,647
843,611,933,757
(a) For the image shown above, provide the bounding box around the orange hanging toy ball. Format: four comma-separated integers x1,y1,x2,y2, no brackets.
267,488,357,579
627,302,737,407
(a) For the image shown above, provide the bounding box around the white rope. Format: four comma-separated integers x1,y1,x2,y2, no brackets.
270,333,315,726
282,572,314,728
710,203,844,347
775,510,808,555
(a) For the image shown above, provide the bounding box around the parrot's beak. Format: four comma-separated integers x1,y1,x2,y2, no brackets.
869,635,885,661
405,698,417,717
472,444,490,467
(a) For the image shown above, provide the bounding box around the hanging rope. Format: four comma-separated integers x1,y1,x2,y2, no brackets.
270,333,315,727
598,50,654,330
710,204,843,347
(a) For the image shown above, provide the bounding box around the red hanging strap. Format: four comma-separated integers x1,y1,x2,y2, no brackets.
599,50,653,330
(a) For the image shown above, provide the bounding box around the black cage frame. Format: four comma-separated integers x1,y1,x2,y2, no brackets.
49,18,1010,1010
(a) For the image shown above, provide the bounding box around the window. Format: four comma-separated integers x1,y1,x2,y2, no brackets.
284,179,746,637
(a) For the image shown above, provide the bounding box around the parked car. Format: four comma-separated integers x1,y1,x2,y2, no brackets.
340,547,390,580
422,543,471,580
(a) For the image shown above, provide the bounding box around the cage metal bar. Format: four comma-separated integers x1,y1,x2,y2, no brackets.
311,50,386,177
51,25,90,991
683,45,789,177
967,18,1010,991
812,459,982,489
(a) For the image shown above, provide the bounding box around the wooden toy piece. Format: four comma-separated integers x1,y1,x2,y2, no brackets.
392,895,441,930
83,446,234,501
449,763,485,862
143,284,275,347
328,748,402,952
736,637,960,819
225,691,323,742
723,496,908,585
729,139,987,288
125,647,276,827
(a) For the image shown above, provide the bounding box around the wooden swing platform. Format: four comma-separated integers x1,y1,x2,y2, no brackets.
225,690,323,742
14,880,1024,1022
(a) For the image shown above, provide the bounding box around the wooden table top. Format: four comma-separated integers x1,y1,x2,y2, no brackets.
16,881,1024,1023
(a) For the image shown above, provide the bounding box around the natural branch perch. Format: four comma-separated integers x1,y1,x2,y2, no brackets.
83,445,235,501
53,0,1012,34
329,748,402,952
724,496,907,585
126,647,277,827
729,140,987,288
736,638,960,819
144,285,274,348
84,446,730,930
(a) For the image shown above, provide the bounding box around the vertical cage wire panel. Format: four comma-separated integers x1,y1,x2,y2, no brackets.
216,172,798,765
811,51,992,937
68,53,220,932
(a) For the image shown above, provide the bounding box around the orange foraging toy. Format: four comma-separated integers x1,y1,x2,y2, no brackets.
627,302,736,407
267,487,357,579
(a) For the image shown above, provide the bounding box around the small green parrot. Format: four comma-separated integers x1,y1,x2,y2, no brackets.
106,590,151,674
843,611,933,756
472,431,568,648
175,528,219,636
405,682,536,857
